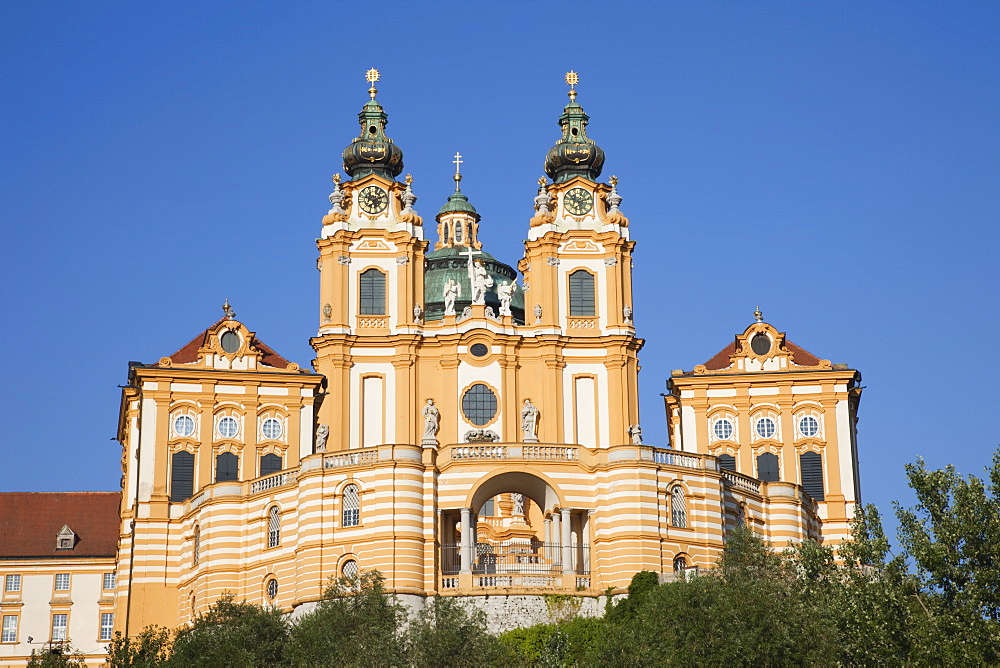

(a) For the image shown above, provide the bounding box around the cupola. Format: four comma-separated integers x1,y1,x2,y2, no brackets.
543,71,605,183
341,69,405,181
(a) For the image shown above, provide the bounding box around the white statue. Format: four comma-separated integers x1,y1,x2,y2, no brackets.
623,304,633,325
466,247,493,305
521,398,539,442
533,303,542,324
629,424,643,445
498,280,517,316
316,424,329,452
512,492,525,516
422,399,440,442
443,279,461,316
413,303,423,323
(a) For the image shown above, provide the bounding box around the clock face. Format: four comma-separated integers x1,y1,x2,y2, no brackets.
358,185,388,214
563,187,593,215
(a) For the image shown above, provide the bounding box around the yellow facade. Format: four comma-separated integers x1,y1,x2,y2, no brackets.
1,76,864,662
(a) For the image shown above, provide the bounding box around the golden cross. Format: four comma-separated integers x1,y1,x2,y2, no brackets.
365,68,380,83
565,71,579,102
452,152,463,175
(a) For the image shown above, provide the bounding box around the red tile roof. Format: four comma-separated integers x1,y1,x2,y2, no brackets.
703,339,822,371
0,492,119,558
168,319,292,369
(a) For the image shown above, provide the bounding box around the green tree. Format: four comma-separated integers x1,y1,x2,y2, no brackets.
405,596,506,667
286,571,405,667
166,595,288,667
106,625,172,667
894,448,1000,663
27,644,87,667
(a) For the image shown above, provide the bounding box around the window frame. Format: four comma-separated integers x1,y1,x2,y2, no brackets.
267,506,281,548
170,449,196,502
670,485,687,528
1,615,17,643
51,613,68,642
568,269,596,317
215,451,239,483
342,484,361,527
359,268,387,316
103,572,116,591
100,612,114,642
4,574,20,593
54,573,70,592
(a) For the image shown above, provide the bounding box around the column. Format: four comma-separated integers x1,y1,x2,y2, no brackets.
581,511,591,574
552,512,562,565
460,508,473,574
543,517,552,561
561,508,573,573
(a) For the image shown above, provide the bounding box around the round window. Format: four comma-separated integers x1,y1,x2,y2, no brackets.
461,384,497,426
469,343,489,357
266,579,277,599
218,416,239,439
174,415,195,438
755,417,776,439
342,560,358,578
261,418,283,440
713,418,734,440
750,333,771,355
220,331,241,354
799,416,819,438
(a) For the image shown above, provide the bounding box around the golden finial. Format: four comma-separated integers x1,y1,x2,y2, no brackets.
565,70,579,102
222,298,236,320
754,306,764,323
405,173,413,185
332,173,341,184
365,68,380,99
537,176,547,188
609,175,619,187
452,152,464,191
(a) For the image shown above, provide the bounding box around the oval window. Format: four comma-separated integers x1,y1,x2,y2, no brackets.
750,333,771,355
261,418,283,440
799,416,819,438
470,343,489,357
266,579,278,599
713,418,734,440
755,417,776,439
173,415,195,438
461,384,497,426
218,416,239,439
220,331,240,354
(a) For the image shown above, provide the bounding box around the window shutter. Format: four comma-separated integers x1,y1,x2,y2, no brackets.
757,452,780,482
260,453,283,477
170,451,195,502
359,269,386,315
216,452,239,482
718,454,737,471
568,271,595,316
800,451,825,501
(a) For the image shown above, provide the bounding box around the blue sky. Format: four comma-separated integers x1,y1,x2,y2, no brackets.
2,1,998,546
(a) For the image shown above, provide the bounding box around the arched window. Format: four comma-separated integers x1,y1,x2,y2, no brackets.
170,451,195,502
267,506,280,548
800,451,825,501
717,454,737,471
670,486,687,528
192,525,200,566
342,559,359,579
757,452,780,482
260,453,283,477
359,269,386,315
672,555,688,573
216,452,239,482
342,485,360,527
266,579,278,600
568,270,595,316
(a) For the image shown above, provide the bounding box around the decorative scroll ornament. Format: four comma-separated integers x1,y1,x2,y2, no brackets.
323,173,349,225
464,429,500,443
398,174,423,226
602,176,629,226
338,255,351,265
530,177,555,227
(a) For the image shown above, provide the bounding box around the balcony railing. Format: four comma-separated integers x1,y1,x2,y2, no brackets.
441,542,590,578
324,449,379,469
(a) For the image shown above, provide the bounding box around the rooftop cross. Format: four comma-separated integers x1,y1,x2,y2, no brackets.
452,151,464,191
565,70,579,102
365,68,380,99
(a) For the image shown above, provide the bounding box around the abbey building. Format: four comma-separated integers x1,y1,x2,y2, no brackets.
0,72,862,663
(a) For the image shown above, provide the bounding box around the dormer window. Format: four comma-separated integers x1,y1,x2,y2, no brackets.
56,525,76,550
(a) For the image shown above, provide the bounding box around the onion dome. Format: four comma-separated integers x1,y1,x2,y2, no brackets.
543,72,605,183
438,189,478,215
341,69,404,181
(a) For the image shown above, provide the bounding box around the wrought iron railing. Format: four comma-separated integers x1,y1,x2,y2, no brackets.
441,542,590,577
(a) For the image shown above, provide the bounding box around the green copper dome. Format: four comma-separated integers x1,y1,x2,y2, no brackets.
342,96,404,181
438,190,478,215
423,246,524,323
543,97,605,183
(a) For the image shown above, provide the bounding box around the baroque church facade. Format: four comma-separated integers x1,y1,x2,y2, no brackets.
0,72,862,663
